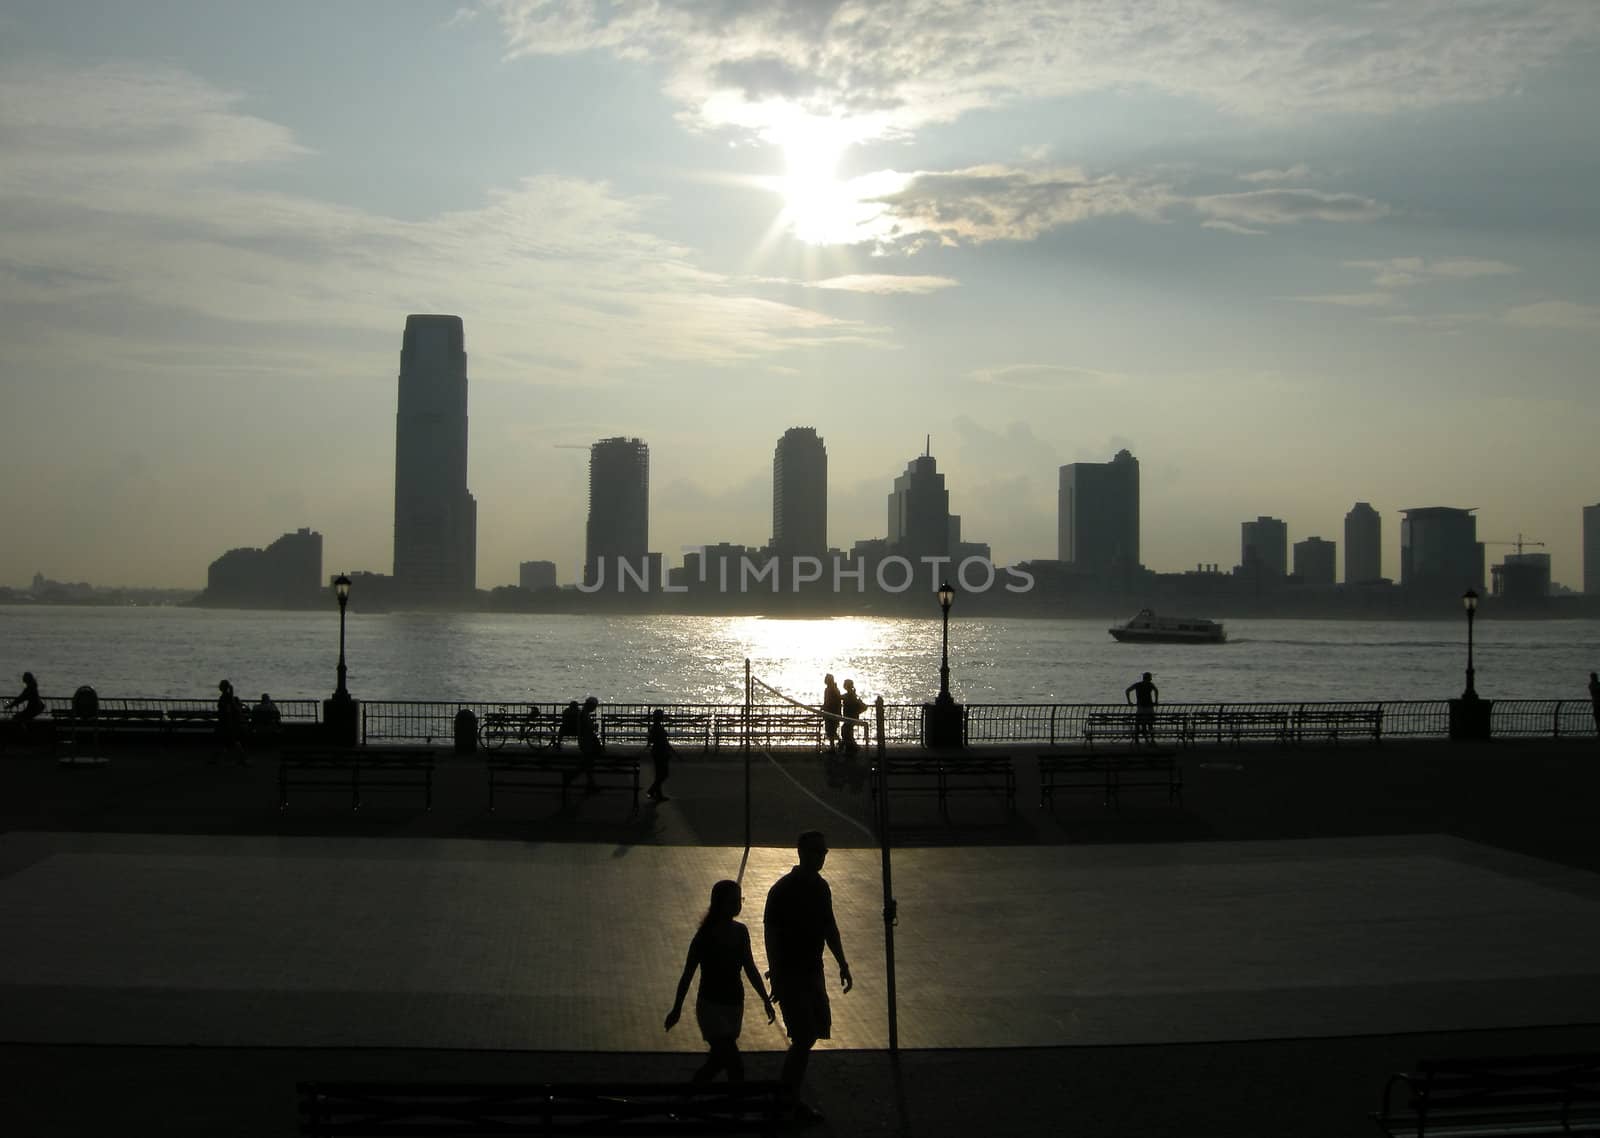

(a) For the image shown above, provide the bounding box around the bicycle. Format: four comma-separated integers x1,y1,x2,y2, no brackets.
478,705,552,750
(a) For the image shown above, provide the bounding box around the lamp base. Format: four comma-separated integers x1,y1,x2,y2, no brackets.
923,699,965,750
323,694,360,747
1447,697,1492,742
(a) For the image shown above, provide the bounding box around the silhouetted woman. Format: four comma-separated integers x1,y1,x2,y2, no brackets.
646,708,675,802
664,879,774,1083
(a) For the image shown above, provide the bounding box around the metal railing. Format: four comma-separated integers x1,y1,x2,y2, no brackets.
20,695,1595,749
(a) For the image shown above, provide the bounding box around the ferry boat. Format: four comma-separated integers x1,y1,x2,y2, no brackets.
1108,609,1227,644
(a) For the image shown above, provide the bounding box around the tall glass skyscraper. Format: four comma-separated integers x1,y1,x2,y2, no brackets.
585,436,649,588
1058,449,1140,578
392,315,476,604
772,427,827,557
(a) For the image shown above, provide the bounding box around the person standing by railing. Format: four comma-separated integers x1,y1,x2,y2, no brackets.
839,680,866,756
1589,672,1600,738
577,695,602,793
646,707,675,802
821,675,842,753
1125,672,1159,747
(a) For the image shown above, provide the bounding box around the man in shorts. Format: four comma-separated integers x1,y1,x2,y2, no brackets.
764,830,852,1123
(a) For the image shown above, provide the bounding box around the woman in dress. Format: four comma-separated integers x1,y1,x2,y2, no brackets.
664,879,774,1083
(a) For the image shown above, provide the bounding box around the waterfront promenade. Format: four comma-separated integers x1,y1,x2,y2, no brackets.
4,736,1600,1135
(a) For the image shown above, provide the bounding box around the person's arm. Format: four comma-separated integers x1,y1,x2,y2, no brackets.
823,885,852,992
740,926,775,1023
664,935,701,1030
1125,683,1135,703
1152,685,1159,706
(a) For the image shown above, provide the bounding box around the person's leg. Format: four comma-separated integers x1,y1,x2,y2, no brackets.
692,1043,727,1083
724,1042,745,1083
779,1036,815,1093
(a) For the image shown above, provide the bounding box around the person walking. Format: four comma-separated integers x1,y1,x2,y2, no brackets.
664,879,774,1083
838,680,866,757
213,680,245,764
764,830,852,1123
577,695,602,793
1589,672,1600,738
646,707,675,802
821,675,842,753
1125,671,1159,747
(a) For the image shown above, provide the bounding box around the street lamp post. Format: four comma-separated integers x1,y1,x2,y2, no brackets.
925,581,963,749
1448,587,1491,741
334,573,351,699
324,574,358,746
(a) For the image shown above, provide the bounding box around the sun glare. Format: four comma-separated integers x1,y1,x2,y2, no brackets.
769,118,869,246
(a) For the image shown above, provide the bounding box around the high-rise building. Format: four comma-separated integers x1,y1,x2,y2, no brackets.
393,315,477,603
203,527,323,607
1058,449,1140,578
585,437,650,588
772,427,827,557
1241,516,1288,579
1293,536,1336,586
519,560,557,591
1344,502,1382,584
887,452,951,563
1400,506,1483,596
1585,504,1600,595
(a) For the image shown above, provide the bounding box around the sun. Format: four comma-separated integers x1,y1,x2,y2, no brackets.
769,118,866,246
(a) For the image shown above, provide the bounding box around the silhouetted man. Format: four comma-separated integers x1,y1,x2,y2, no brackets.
821,675,841,753
1589,672,1599,737
839,680,865,756
764,830,851,1123
1125,671,1158,746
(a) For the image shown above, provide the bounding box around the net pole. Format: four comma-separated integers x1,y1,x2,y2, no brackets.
875,695,899,1053
743,658,752,850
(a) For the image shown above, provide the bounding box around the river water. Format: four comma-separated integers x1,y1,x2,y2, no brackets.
1,606,1594,707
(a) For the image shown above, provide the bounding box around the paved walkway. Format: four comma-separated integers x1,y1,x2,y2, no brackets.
4,737,1600,1135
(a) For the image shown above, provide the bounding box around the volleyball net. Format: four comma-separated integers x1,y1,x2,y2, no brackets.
741,666,879,841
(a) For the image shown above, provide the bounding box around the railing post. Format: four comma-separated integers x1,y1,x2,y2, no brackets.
875,695,897,1054
743,658,752,850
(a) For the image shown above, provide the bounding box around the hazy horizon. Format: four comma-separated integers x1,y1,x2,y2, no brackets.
3,1,1598,589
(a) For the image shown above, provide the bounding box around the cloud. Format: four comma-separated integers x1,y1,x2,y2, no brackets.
868,165,1172,248
970,364,1120,390
1293,292,1395,308
486,0,1600,140
1238,164,1313,184
1191,188,1389,226
1201,219,1267,237
808,273,958,294
1503,300,1600,331
0,61,876,377
1345,257,1520,289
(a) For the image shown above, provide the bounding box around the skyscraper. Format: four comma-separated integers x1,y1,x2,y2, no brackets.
1293,536,1337,586
1586,504,1600,595
1058,449,1140,578
887,452,951,562
772,427,827,557
393,314,476,603
1241,516,1288,579
1344,502,1382,584
585,437,650,588
1400,506,1483,596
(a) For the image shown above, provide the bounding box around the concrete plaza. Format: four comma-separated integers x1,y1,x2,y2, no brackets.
3,738,1600,1135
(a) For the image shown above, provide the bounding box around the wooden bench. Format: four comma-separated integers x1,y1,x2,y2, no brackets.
870,754,1015,818
598,712,715,752
487,752,641,815
718,711,827,752
1082,710,1191,750
1037,752,1181,810
1374,1052,1600,1137
50,708,169,740
298,1079,791,1136
1294,706,1382,745
1189,709,1292,747
279,748,436,811
1037,752,1111,807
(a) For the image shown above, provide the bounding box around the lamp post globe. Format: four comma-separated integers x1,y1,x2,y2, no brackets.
926,580,963,749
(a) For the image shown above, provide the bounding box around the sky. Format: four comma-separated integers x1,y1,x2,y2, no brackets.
2,0,1598,590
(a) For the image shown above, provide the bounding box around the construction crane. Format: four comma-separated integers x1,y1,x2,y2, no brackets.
1484,534,1546,555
